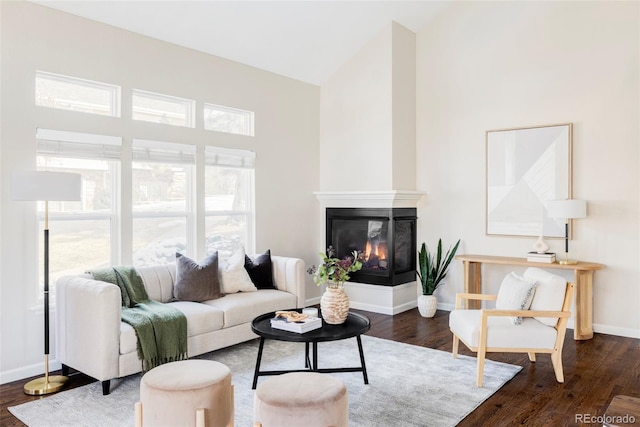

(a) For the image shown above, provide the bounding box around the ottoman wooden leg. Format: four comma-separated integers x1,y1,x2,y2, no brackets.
134,402,142,427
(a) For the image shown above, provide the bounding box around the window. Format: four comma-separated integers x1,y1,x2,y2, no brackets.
36,129,121,291
204,103,254,136
204,146,255,258
132,89,195,128
35,71,120,117
132,139,195,266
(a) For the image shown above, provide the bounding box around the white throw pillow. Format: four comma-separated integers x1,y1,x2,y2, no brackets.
495,272,537,325
523,267,567,326
219,248,257,294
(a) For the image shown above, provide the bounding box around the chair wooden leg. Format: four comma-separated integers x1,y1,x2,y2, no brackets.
528,352,536,362
551,350,564,383
476,350,486,387
134,402,142,427
196,408,205,427
452,335,459,359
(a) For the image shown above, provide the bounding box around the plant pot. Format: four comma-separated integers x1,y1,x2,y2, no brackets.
320,285,349,324
418,294,438,318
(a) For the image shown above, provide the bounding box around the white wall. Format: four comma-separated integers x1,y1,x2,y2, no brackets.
320,23,394,191
416,1,640,338
319,21,417,192
0,1,320,382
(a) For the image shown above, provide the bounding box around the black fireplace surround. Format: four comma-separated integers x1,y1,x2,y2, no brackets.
325,207,417,286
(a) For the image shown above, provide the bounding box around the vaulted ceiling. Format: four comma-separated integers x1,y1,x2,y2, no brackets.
29,0,450,85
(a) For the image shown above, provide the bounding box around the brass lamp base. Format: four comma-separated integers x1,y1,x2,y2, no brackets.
558,259,579,265
24,375,68,395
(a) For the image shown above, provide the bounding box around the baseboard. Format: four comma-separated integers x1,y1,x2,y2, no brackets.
349,300,416,315
0,358,62,385
593,323,640,339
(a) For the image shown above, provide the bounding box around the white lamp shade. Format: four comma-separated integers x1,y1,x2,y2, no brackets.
546,199,587,219
11,171,81,201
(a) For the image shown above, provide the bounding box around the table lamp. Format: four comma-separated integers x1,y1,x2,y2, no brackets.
546,199,587,265
11,171,82,395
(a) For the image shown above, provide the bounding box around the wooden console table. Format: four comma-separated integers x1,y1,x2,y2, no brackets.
455,254,603,340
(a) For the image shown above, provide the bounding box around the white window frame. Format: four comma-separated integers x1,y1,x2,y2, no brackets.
35,71,121,117
36,129,122,298
132,89,196,128
204,145,256,254
204,103,255,136
131,139,196,264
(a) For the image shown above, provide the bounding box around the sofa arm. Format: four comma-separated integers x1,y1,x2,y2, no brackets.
55,275,121,382
271,256,306,308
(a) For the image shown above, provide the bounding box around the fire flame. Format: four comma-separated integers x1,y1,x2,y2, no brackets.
365,241,387,261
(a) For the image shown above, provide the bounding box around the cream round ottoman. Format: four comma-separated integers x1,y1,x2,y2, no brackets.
136,360,233,427
254,372,348,427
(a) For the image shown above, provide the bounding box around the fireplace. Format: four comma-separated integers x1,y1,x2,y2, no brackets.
325,207,417,286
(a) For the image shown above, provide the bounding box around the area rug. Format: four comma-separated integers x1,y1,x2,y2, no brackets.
9,335,521,426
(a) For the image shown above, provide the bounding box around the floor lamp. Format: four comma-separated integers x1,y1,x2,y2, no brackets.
546,199,587,265
11,171,81,395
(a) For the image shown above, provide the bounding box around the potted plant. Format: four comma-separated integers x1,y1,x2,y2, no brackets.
307,246,362,324
416,238,460,317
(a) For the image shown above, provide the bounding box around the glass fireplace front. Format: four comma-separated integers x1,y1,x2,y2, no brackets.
326,207,416,286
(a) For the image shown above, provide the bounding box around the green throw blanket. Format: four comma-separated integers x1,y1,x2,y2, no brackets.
90,266,188,371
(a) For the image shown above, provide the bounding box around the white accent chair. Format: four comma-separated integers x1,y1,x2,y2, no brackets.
449,267,574,387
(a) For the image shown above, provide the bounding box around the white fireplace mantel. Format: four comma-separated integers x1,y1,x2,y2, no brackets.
313,190,425,208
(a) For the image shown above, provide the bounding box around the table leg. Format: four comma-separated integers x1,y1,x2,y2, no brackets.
356,335,369,384
252,337,265,389
574,270,594,340
464,261,482,309
305,342,311,368
312,341,318,370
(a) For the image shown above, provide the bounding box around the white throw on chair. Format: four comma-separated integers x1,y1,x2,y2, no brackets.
449,267,574,387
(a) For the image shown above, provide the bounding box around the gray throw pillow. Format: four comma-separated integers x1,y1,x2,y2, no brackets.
173,252,223,302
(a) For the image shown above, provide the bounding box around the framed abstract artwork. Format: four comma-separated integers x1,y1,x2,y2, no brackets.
486,123,572,237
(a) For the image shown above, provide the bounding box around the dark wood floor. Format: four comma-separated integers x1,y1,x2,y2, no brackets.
2,308,639,426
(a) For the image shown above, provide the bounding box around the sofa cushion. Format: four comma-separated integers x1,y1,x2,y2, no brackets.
220,248,257,294
119,302,224,355
245,250,276,289
204,289,296,328
173,252,223,302
137,264,176,303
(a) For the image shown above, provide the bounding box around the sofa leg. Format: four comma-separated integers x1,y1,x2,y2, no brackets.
102,380,111,395
61,364,70,376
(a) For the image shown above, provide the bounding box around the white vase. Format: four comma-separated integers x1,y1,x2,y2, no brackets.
533,236,550,254
418,295,438,318
320,284,349,324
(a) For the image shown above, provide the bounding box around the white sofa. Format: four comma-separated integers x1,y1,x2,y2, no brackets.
55,256,306,395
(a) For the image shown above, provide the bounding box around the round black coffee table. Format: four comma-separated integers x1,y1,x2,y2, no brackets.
250,310,370,389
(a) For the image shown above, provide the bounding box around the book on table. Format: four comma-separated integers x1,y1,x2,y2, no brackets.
270,316,322,333
526,252,556,263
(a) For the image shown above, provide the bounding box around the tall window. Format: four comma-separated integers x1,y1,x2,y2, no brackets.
36,129,121,291
204,146,255,258
132,139,195,266
35,71,121,117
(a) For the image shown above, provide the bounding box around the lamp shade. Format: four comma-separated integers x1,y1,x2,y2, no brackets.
546,199,587,219
11,171,81,201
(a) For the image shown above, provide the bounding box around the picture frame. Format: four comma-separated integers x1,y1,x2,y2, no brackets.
486,123,572,238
